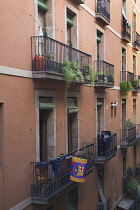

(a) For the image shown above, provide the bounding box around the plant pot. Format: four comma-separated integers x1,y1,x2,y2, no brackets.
34,55,45,71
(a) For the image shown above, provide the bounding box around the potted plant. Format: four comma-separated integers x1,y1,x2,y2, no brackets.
62,61,84,98
44,53,55,60
62,61,94,98
95,72,107,84
107,74,115,83
126,178,138,209
126,167,133,179
120,81,132,95
134,79,140,90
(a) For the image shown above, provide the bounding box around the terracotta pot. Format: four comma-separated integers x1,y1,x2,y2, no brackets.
34,55,44,71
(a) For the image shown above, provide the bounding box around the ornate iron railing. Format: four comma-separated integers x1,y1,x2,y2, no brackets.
122,28,131,41
96,133,117,160
121,71,134,86
31,143,95,198
31,36,91,74
121,126,136,146
133,31,140,49
94,60,114,85
96,0,110,21
135,124,140,139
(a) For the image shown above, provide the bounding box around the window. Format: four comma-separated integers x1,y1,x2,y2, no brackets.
111,104,116,118
66,8,77,48
133,99,136,123
133,55,136,75
97,98,104,134
122,48,126,71
67,97,78,153
122,99,126,129
97,30,104,60
133,12,136,44
38,0,48,35
111,106,113,118
37,0,54,37
39,97,55,161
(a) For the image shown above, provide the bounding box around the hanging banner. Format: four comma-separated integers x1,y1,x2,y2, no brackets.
70,157,87,182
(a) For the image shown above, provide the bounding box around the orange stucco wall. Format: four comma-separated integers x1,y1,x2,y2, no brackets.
1,0,140,209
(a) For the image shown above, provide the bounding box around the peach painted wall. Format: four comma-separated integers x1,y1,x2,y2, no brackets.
0,0,35,70
0,75,36,209
78,171,97,210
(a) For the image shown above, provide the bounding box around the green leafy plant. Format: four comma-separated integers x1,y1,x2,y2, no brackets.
107,74,115,83
44,53,55,59
62,61,94,98
126,167,133,178
62,61,84,98
126,178,138,209
84,65,95,88
134,79,140,90
120,81,132,95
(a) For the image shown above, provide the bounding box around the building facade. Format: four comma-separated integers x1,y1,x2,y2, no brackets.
0,0,140,209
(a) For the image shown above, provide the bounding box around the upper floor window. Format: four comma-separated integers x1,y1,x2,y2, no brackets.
122,48,126,71
97,30,104,60
66,8,77,48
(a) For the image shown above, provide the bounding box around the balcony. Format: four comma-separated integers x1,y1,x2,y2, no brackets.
120,126,136,148
133,32,140,51
135,124,140,140
133,75,140,93
121,71,140,94
122,17,131,43
122,27,131,43
94,60,114,89
94,132,117,164
95,0,110,25
31,36,92,81
31,143,95,204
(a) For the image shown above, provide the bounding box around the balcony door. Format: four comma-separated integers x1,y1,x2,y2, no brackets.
67,97,78,153
39,97,54,162
122,99,126,129
97,98,104,134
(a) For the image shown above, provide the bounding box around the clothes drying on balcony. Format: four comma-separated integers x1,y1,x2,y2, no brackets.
51,157,61,174
36,162,48,169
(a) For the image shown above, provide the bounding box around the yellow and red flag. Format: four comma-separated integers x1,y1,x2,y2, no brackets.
70,157,87,182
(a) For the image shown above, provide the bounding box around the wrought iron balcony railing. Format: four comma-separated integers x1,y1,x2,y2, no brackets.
135,124,140,139
120,126,136,148
94,60,114,88
31,36,91,76
121,71,134,85
121,71,140,91
133,75,140,90
122,28,131,43
95,133,117,164
31,143,95,199
122,17,131,43
95,0,110,22
133,31,140,50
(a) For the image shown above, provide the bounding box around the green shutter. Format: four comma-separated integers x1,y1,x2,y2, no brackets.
38,1,48,12
67,97,78,114
39,97,54,110
97,102,102,106
97,37,101,43
67,18,74,27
